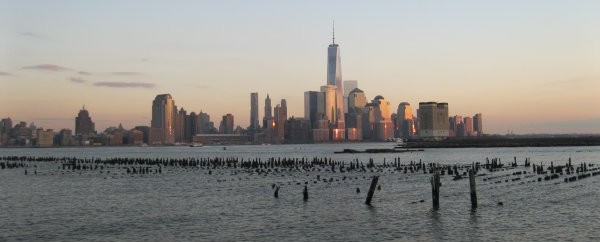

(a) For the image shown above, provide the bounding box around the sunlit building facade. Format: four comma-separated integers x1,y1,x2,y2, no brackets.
151,94,176,144
418,102,449,139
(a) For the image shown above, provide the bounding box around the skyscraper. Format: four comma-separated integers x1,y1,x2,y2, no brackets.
304,91,323,127
464,116,474,136
396,102,414,139
347,88,366,114
343,80,358,113
473,113,483,136
417,102,449,139
175,107,186,143
372,95,394,141
274,99,287,143
263,94,272,129
320,85,337,125
327,23,344,129
250,92,260,131
220,114,234,134
75,106,96,136
151,94,176,144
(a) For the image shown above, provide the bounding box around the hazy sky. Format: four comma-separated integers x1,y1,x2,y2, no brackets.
1,0,599,134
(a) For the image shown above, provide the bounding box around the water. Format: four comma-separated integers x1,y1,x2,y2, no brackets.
1,144,600,241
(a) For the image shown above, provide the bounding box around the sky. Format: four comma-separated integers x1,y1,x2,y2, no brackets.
1,0,599,134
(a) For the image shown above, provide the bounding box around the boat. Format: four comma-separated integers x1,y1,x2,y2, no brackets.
189,143,203,147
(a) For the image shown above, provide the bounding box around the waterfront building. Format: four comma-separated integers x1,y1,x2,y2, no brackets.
343,80,358,113
312,118,330,143
449,115,462,137
57,129,75,146
198,111,215,134
304,91,323,127
192,134,249,145
273,99,287,143
185,112,199,142
1,117,12,133
34,128,54,147
126,129,144,145
396,102,415,139
320,85,338,126
148,127,163,145
263,94,272,129
347,88,366,114
75,106,96,136
473,113,483,136
250,92,260,131
371,95,393,141
133,126,150,144
220,114,234,134
464,116,474,136
151,94,176,144
175,107,186,143
285,117,311,144
326,24,345,131
418,102,449,139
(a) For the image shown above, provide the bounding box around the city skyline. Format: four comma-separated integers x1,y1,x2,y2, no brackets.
1,1,599,134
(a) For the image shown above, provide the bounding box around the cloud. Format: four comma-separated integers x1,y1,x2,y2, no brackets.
94,81,155,88
20,32,45,38
21,64,71,71
191,84,210,88
69,77,87,83
0,71,11,76
110,72,142,76
78,71,91,75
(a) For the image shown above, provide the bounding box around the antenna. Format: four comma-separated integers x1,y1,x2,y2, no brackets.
332,20,335,44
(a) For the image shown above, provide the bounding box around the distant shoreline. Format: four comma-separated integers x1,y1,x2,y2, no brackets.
404,136,600,148
2,136,600,148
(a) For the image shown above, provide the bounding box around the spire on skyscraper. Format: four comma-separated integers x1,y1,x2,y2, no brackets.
332,20,335,44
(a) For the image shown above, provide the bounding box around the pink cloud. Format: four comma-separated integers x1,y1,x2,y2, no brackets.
69,77,87,83
110,72,142,76
94,81,155,88
22,64,71,71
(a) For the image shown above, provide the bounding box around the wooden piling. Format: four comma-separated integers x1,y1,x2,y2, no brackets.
431,169,440,210
303,185,308,201
469,168,477,209
365,175,380,205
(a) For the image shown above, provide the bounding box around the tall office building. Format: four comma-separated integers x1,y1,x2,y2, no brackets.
75,106,96,136
343,80,358,113
151,94,176,144
198,111,214,134
250,92,260,131
326,24,344,129
263,94,272,129
347,88,366,114
449,115,463,137
1,117,13,133
320,85,337,125
186,112,199,141
372,95,394,141
274,99,287,143
220,114,234,134
396,102,414,139
464,116,474,136
304,91,324,127
417,102,449,139
175,107,186,143
473,113,483,136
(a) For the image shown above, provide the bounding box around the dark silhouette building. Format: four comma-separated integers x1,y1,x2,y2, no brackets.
75,106,96,135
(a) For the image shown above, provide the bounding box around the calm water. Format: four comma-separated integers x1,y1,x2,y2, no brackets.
1,144,599,241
